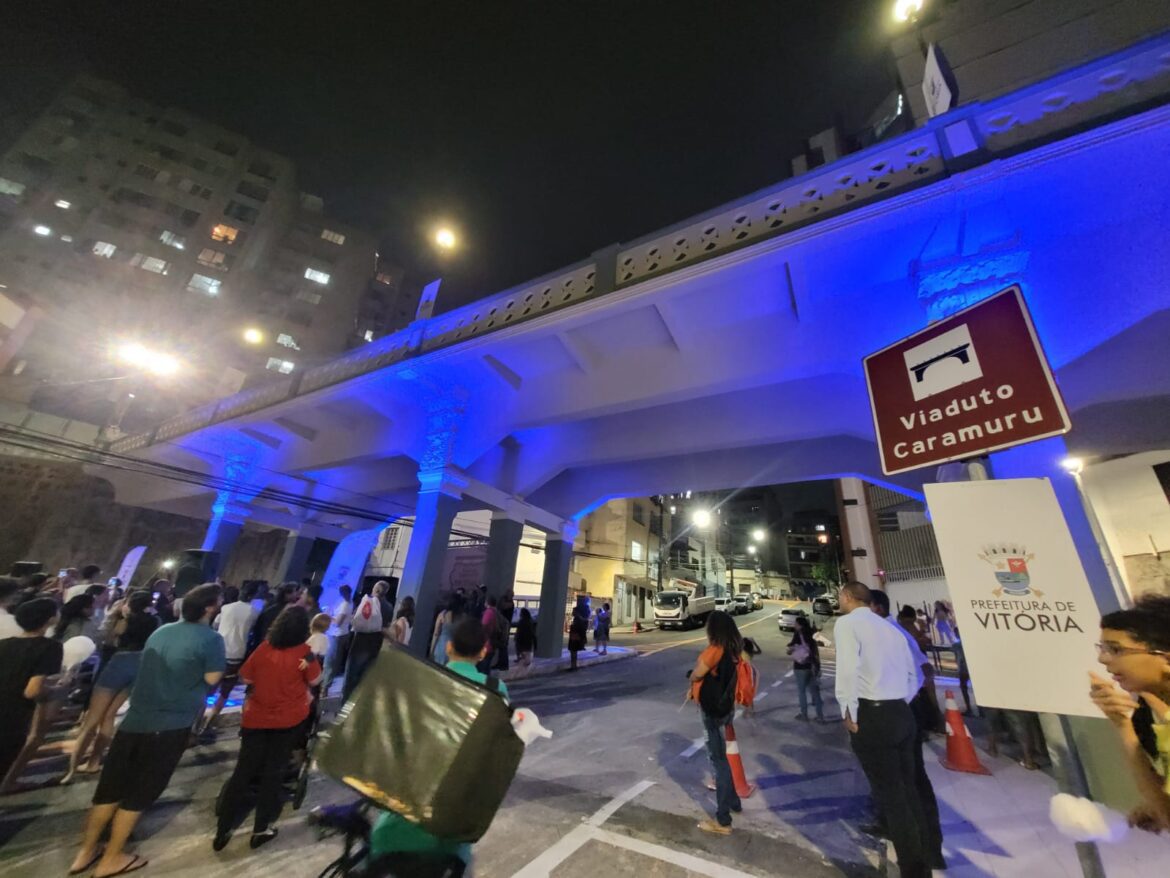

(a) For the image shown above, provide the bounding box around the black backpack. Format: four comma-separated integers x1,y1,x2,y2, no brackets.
699,650,738,719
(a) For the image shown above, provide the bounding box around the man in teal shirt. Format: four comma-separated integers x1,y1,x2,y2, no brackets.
369,615,508,869
71,584,226,878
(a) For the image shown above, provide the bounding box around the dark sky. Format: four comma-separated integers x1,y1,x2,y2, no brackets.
6,1,897,311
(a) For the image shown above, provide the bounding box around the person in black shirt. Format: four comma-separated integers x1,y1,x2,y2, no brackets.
1092,594,1170,833
0,598,63,790
63,591,159,783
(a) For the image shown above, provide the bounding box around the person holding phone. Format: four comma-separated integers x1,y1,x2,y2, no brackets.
1090,594,1170,833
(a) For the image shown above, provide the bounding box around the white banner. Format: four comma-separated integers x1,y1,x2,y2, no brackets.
924,478,1101,717
116,545,148,586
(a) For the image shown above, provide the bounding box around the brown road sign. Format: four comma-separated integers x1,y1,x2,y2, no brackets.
863,286,1070,475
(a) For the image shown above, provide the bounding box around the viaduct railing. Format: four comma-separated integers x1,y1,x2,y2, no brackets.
110,35,1170,455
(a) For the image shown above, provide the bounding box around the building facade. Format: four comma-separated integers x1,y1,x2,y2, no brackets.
0,75,416,430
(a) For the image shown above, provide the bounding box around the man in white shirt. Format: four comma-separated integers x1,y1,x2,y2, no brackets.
200,584,258,735
869,590,944,869
64,564,102,602
835,582,935,878
329,584,354,680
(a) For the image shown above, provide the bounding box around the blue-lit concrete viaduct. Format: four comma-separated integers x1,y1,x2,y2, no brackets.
101,37,1170,665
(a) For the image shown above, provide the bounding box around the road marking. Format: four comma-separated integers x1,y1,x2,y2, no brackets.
771,680,782,688
638,612,780,657
785,669,794,678
680,737,705,758
585,779,656,827
592,827,761,878
755,691,768,700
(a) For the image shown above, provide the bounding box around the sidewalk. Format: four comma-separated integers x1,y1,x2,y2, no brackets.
498,645,636,682
898,739,1164,878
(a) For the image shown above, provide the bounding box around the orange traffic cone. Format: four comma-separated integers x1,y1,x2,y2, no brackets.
725,721,756,798
940,689,991,775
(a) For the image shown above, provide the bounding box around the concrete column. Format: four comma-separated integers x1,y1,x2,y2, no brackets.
836,477,881,587
274,532,316,584
483,509,524,601
200,495,249,576
399,469,465,658
535,523,577,659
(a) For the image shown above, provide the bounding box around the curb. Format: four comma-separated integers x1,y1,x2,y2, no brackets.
498,647,637,682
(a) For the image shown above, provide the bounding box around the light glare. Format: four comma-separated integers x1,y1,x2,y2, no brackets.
243,327,264,345
751,528,765,542
435,227,457,250
33,225,51,236
894,0,925,22
1060,456,1084,474
117,342,180,376
691,509,712,529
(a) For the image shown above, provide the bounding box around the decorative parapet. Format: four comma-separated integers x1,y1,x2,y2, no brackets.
616,132,945,285
419,260,597,352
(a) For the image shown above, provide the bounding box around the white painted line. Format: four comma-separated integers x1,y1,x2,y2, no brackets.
785,669,794,678
771,680,782,688
680,737,705,759
511,824,594,878
585,779,656,827
755,690,768,700
592,827,761,878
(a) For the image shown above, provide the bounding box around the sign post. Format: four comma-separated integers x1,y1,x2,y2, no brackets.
863,286,1070,476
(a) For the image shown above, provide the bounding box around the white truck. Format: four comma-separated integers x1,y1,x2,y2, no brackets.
653,579,716,629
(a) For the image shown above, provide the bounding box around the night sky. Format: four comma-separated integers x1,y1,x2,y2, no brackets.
6,1,898,311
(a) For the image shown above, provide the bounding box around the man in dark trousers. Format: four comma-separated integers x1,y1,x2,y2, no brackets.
835,582,942,878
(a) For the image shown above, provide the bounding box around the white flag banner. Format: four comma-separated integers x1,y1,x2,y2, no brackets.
116,545,148,587
924,478,1102,717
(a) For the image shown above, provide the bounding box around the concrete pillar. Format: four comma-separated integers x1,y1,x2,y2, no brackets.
200,495,249,576
274,532,316,584
399,469,464,658
483,510,524,601
535,523,577,659
836,477,881,587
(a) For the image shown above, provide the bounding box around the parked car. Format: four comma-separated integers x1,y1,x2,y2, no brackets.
733,594,752,614
778,607,808,633
811,597,834,616
751,592,764,610
714,596,734,615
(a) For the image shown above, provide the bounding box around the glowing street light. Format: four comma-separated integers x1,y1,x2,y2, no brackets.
751,528,766,542
116,342,181,377
747,545,757,555
893,0,925,22
161,559,175,570
691,509,712,529
434,227,457,250
242,327,264,345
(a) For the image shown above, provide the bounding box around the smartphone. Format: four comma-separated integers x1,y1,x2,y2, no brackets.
108,578,118,586
59,569,68,578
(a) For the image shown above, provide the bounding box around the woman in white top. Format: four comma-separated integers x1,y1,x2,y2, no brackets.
387,596,414,646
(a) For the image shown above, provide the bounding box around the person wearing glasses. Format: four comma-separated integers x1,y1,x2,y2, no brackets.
1090,594,1170,834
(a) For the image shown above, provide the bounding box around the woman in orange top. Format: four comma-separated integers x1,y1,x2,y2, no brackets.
687,610,743,835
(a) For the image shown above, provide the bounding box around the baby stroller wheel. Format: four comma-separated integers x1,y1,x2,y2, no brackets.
293,760,310,809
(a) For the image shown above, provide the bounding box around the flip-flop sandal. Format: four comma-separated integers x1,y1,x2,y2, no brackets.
96,855,148,877
68,848,104,875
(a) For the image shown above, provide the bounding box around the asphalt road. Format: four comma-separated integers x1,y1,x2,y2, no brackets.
1,602,880,878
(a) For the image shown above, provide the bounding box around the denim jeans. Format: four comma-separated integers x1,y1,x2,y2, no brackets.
702,712,740,825
794,668,824,719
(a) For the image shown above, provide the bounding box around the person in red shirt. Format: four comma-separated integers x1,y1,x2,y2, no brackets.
213,605,320,852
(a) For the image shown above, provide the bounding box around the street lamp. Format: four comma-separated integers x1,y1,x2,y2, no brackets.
116,342,180,377
161,559,175,570
751,528,765,542
747,545,757,555
434,227,457,251
691,509,712,529
893,0,925,22
242,327,264,345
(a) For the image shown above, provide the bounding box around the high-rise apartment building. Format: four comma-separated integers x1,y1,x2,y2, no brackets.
0,75,417,429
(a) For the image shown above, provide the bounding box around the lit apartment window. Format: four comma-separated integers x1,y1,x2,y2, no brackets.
129,253,168,274
210,223,239,244
186,273,221,296
60,235,73,243
276,333,300,350
320,228,346,245
33,225,52,236
304,267,330,285
159,230,185,250
54,199,72,209
197,247,227,268
0,177,26,197
92,241,117,258
265,357,295,374
631,540,645,563
374,271,396,286
294,290,322,305
363,329,374,342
